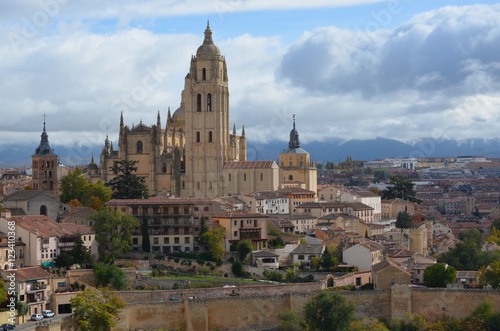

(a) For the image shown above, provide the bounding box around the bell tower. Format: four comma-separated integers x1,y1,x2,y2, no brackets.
32,116,59,197
183,22,235,198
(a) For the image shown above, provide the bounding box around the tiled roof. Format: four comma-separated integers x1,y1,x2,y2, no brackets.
3,190,54,201
276,187,315,194
212,210,268,218
372,260,410,275
456,271,477,279
5,266,52,281
107,197,213,205
253,250,279,258
290,244,324,255
8,215,93,237
223,161,276,169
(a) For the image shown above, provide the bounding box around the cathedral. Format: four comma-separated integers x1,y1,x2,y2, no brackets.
100,23,317,199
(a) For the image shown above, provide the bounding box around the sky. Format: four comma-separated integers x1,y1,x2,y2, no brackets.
1,0,500,161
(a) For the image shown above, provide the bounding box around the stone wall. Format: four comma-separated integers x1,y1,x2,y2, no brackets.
12,315,77,331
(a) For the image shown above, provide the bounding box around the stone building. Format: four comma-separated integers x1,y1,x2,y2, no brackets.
99,23,317,199
31,120,59,197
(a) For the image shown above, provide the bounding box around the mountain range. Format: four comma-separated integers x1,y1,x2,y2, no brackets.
2,137,500,169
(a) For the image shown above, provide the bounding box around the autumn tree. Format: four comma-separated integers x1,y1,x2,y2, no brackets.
201,227,226,261
60,168,111,209
89,207,138,263
70,287,126,331
106,160,149,199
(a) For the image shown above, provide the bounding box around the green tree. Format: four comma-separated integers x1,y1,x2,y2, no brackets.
54,252,74,269
89,180,112,205
237,240,253,262
277,310,304,331
70,287,126,331
106,160,149,199
201,227,226,261
71,234,94,268
89,207,139,263
198,216,209,246
478,261,500,289
310,256,322,271
464,298,500,331
303,291,356,331
93,263,128,290
423,263,456,287
141,214,151,253
381,175,421,203
60,168,90,204
395,211,413,229
231,261,244,277
16,301,29,318
349,318,389,331
321,246,338,270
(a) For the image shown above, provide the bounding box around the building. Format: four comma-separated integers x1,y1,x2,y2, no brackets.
3,190,67,221
1,266,53,317
238,191,289,215
106,197,214,254
31,120,59,197
289,244,324,268
342,241,384,271
212,211,268,250
99,23,316,199
372,260,411,290
0,230,25,269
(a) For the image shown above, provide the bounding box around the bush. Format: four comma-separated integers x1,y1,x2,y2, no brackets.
263,270,285,282
232,261,244,277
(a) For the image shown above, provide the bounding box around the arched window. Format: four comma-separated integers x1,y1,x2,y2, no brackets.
228,174,232,181
162,163,167,173
196,132,201,143
300,161,303,167
244,174,247,181
202,68,206,80
197,182,200,190
261,173,263,181
49,171,52,178
42,181,47,190
207,93,212,112
209,131,213,142
289,161,292,166
40,205,47,216
289,175,294,180
197,94,202,112
137,141,143,153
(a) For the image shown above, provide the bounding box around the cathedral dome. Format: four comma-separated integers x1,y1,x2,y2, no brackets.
172,107,185,121
196,22,220,57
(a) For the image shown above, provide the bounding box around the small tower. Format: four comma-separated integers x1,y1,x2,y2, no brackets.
32,116,59,197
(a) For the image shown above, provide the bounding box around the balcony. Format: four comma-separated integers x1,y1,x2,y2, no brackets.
27,282,47,292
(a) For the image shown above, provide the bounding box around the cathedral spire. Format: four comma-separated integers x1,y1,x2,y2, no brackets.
288,114,300,149
233,123,236,135
242,125,245,138
157,110,161,128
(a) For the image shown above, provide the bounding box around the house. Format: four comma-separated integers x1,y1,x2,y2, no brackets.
268,217,294,234
372,260,411,290
0,214,97,267
342,240,384,271
275,187,316,214
0,230,26,269
289,244,324,268
381,198,421,219
251,251,280,269
238,191,289,214
1,266,53,317
213,211,269,250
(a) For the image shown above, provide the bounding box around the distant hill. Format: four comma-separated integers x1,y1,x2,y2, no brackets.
2,137,500,168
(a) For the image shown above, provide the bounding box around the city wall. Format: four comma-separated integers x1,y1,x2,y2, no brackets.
113,285,500,331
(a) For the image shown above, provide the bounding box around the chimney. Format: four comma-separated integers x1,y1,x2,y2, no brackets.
0,209,11,219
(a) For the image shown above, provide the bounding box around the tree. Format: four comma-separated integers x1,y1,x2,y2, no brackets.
277,310,304,331
349,318,389,331
237,240,253,262
303,291,356,331
60,168,90,204
423,263,456,287
310,256,322,271
395,211,413,229
16,301,29,318
198,216,209,246
89,207,139,263
93,263,128,290
106,160,149,199
54,252,74,269
321,246,338,270
478,261,500,289
141,214,151,253
381,175,421,203
201,227,226,261
231,261,244,277
0,279,8,304
70,287,126,331
71,234,94,268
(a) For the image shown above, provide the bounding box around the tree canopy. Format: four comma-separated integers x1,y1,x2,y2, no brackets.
237,240,253,262
304,291,356,331
423,263,456,287
201,227,226,261
106,160,149,199
321,246,338,270
395,211,413,229
60,168,112,209
381,175,421,203
89,207,138,263
70,287,126,331
93,263,128,290
478,261,500,289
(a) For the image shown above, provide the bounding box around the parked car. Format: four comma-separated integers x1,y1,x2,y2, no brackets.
42,310,55,318
0,323,16,330
30,314,43,321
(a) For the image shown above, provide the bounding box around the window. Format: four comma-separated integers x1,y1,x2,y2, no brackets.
137,141,143,153
164,238,169,244
261,173,263,181
132,238,138,245
207,93,212,111
196,131,200,143
229,174,231,181
298,255,304,260
153,238,159,245
162,163,167,173
288,175,293,180
234,231,237,237
244,173,247,181
289,161,292,166
209,131,213,142
174,237,180,244
184,237,190,244
202,68,206,80
204,207,209,211
57,282,67,287
197,94,202,111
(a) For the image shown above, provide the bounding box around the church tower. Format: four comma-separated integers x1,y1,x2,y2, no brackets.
32,118,59,197
183,22,243,198
279,116,317,192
